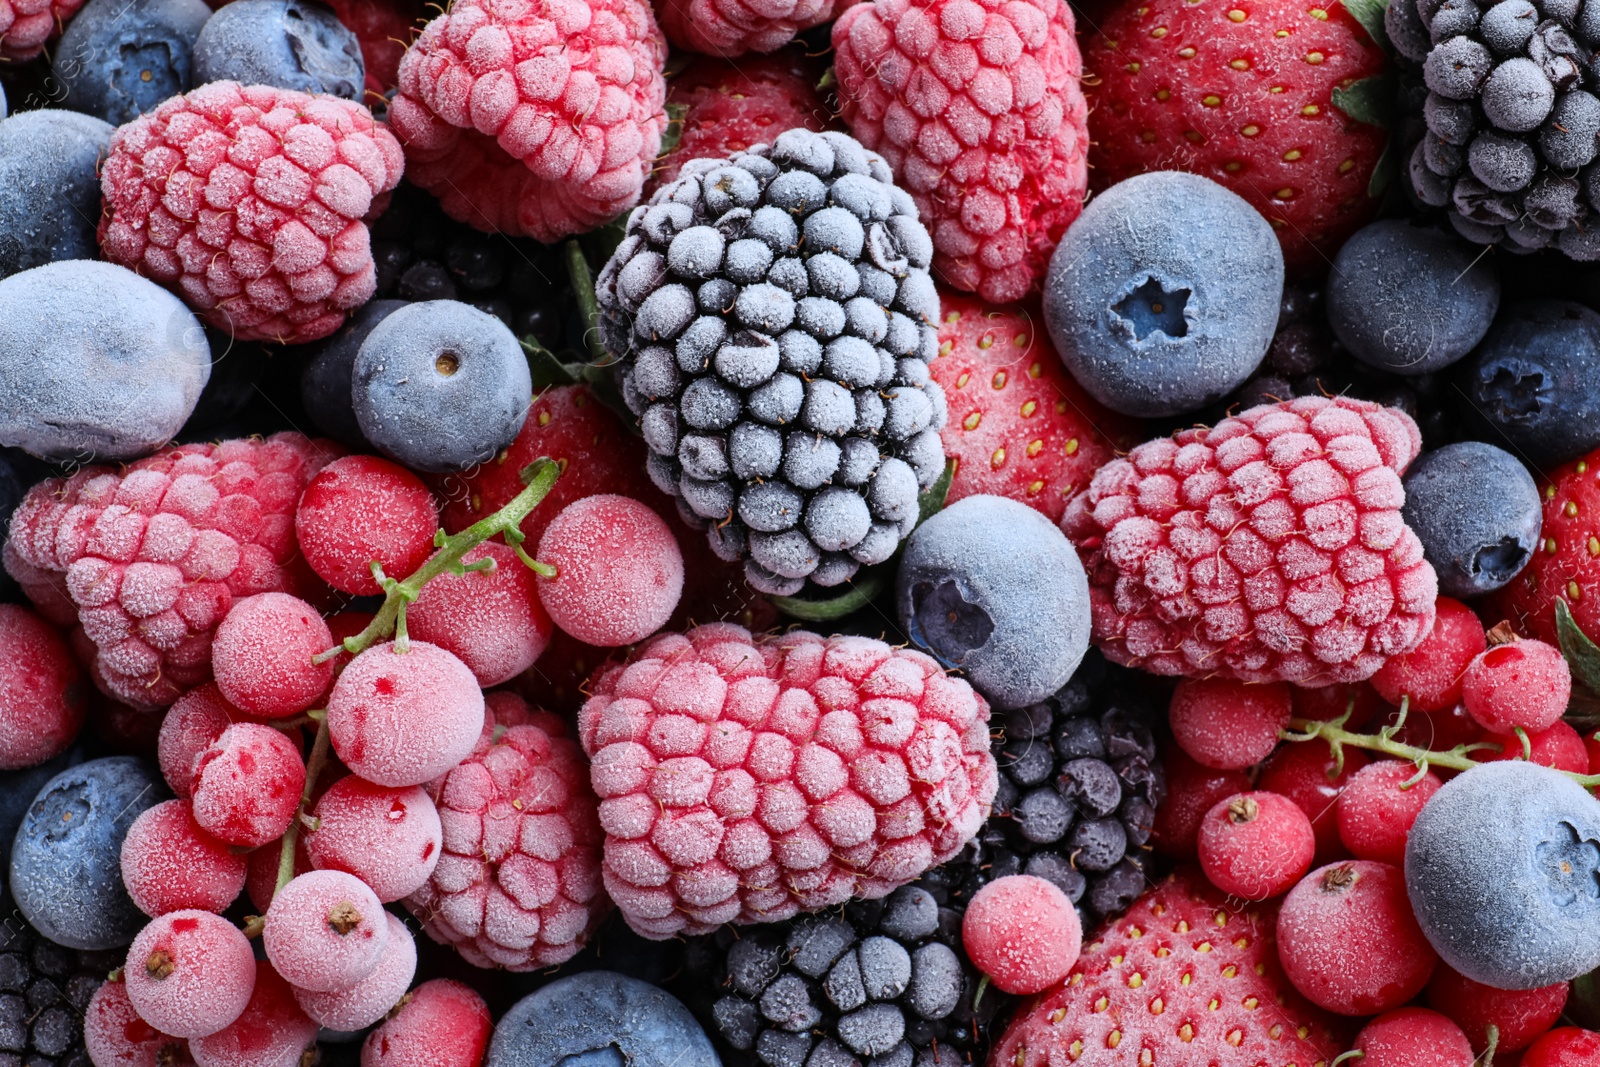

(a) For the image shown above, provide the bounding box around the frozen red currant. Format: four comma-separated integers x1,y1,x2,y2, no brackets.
327,641,484,787
1336,759,1442,867
1461,635,1572,736
305,776,442,902
1352,1007,1473,1066
535,494,684,647
190,723,306,848
121,799,247,917
1197,791,1315,900
293,912,416,1031
1428,965,1568,1053
360,979,491,1067
961,875,1082,994
296,455,439,596
0,604,84,770
406,541,552,687
210,593,334,718
187,960,318,1067
1150,749,1251,859
1371,597,1486,713
263,869,389,993
124,911,257,1039
1168,678,1291,770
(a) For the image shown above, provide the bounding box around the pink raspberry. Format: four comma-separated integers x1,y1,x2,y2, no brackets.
406,694,607,970
386,0,668,242
830,0,1088,303
3,434,338,709
1062,396,1439,686
0,0,84,60
655,0,854,56
579,623,997,937
97,82,404,345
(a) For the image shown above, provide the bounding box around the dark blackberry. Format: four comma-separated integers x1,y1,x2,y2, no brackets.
684,885,1005,1067
0,915,117,1067
595,128,947,598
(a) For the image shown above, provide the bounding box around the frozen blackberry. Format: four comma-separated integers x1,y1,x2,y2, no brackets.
595,128,947,597
1395,0,1600,256
919,651,1167,930
690,885,1004,1067
0,916,116,1067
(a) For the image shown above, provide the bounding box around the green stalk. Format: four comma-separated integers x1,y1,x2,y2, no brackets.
273,709,331,897
563,239,609,367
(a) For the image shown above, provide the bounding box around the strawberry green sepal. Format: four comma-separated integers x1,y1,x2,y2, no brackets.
1340,0,1390,49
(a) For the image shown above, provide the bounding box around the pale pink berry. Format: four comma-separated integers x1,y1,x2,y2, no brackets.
360,979,491,1067
121,799,247,917
264,870,389,993
84,977,191,1067
961,875,1082,994
407,542,553,687
191,723,306,848
293,913,417,1031
158,684,245,798
210,593,334,718
327,641,484,787
124,911,257,1039
0,604,85,770
188,961,318,1067
536,495,684,648
306,776,442,902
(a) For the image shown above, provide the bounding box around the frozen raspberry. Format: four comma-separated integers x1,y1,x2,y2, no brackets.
386,0,667,242
210,593,333,718
121,799,247,917
1477,720,1590,773
1168,678,1291,770
125,911,257,1039
831,0,1088,303
3,434,337,709
406,695,607,970
1428,966,1568,1053
296,456,439,596
158,684,247,797
1277,861,1437,1016
85,977,192,1067
0,0,84,59
536,495,684,648
580,624,998,937
3,543,80,628
1371,597,1487,713
1198,791,1315,901
655,0,850,56
191,723,306,848
1063,396,1437,685
293,913,416,1031
1353,1007,1474,1067
1336,759,1441,867
327,641,484,788
187,961,317,1067
1462,635,1572,736
1150,749,1251,858
264,870,389,993
1525,1028,1600,1066
0,604,85,769
407,542,551,688
306,776,442,902
360,979,491,1067
961,874,1082,994
97,82,404,345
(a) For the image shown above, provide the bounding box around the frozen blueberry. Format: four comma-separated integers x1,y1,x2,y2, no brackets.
0,750,78,876
352,299,532,472
1406,761,1600,989
300,299,405,448
487,971,721,1067
0,261,211,462
1043,172,1283,417
52,0,210,126
1402,442,1540,597
1327,220,1500,376
10,757,165,951
191,0,363,100
896,495,1091,709
0,111,114,281
1455,299,1600,465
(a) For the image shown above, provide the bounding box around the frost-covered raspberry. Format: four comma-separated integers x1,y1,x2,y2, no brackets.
1062,396,1438,685
580,623,997,937
3,434,337,708
306,776,442,902
121,799,247,917
293,913,416,1031
0,0,84,59
327,640,484,787
655,0,852,56
386,0,667,242
407,542,552,687
0,603,85,769
125,911,257,1039
210,593,333,718
406,694,607,971
187,960,317,1067
831,0,1089,303
191,722,306,848
264,869,389,993
97,81,404,345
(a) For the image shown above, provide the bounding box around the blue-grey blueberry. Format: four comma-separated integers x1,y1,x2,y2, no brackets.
487,971,721,1067
1402,441,1540,598
192,0,363,100
53,0,211,126
0,749,78,877
300,298,405,448
0,110,113,281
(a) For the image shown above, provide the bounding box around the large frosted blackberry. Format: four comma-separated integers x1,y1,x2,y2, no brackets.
688,884,1004,1067
0,915,115,1067
596,128,948,597
921,652,1167,929
1394,0,1600,255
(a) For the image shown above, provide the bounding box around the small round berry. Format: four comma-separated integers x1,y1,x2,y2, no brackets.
1400,442,1539,599
1524,1027,1600,1067
406,541,552,687
124,911,257,1039
210,593,334,718
293,912,416,1031
295,455,439,596
1197,791,1315,900
263,869,388,993
1276,860,1438,1016
1353,1007,1474,1066
188,960,318,1067
1462,636,1572,735
1291,681,1384,727
84,977,190,1067
1428,966,1569,1052
121,799,247,917
1336,759,1443,867
536,495,685,648
1371,597,1487,712
1168,678,1292,770
305,776,441,902
157,684,245,798
1150,749,1251,859
327,641,484,787
1477,719,1589,772
360,979,491,1067
190,723,306,848
960,874,1083,994
0,604,84,769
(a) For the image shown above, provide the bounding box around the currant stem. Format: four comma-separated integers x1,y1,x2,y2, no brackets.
275,709,331,897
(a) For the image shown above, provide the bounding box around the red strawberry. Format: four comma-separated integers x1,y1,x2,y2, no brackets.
1489,447,1598,646
993,868,1350,1065
931,290,1142,523
1085,0,1387,271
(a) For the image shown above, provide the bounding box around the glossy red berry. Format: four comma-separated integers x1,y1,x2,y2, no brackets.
1428,966,1569,1053
1371,597,1486,713
1335,759,1442,867
1258,741,1370,865
1197,791,1315,900
1461,637,1572,735
1168,678,1292,770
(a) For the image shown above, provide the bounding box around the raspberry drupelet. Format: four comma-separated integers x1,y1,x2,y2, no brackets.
97,82,404,345
655,0,851,56
0,0,85,59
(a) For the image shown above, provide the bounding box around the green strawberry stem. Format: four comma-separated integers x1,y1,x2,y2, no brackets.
271,708,332,899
